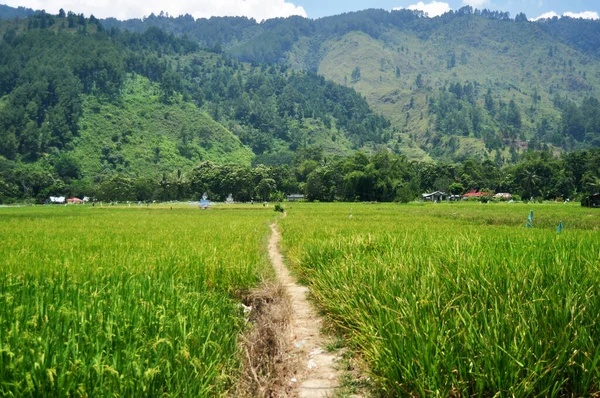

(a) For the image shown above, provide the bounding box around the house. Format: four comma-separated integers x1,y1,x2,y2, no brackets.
493,193,512,201
583,193,600,208
49,196,65,204
287,194,305,202
67,197,84,204
422,191,447,202
462,190,487,200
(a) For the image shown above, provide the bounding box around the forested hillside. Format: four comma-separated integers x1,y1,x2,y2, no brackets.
102,7,600,161
0,4,33,19
0,5,600,204
0,9,391,201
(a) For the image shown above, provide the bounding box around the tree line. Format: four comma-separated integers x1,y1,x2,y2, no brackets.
2,148,599,204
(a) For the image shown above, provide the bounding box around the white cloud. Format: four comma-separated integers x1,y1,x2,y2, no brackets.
461,0,490,7
563,11,599,20
1,0,308,21
531,10,599,21
394,1,452,18
531,11,560,20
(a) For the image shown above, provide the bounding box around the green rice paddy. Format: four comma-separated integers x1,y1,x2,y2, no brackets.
280,202,600,396
1,202,599,396
0,205,274,396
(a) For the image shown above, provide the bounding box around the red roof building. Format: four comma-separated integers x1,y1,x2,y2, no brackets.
462,190,487,198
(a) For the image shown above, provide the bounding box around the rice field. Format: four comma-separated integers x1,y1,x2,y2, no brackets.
0,205,274,396
280,202,600,396
2,202,600,396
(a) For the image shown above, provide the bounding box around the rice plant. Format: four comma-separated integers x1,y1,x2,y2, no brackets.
280,202,600,396
0,205,274,396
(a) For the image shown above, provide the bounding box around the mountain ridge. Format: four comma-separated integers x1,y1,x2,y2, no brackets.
0,9,392,201
98,7,600,161
0,5,600,204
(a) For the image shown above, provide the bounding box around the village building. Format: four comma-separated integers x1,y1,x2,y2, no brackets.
493,193,512,201
462,190,487,200
287,194,305,202
583,193,600,208
422,191,447,202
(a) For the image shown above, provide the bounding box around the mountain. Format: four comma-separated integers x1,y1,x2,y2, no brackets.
1,6,600,205
101,7,600,162
0,10,389,183
0,4,34,19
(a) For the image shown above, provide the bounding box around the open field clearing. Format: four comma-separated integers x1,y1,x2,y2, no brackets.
280,202,600,396
0,205,274,396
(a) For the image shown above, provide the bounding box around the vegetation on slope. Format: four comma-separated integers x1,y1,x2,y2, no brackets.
0,9,391,196
101,7,600,160
74,75,253,177
0,4,33,19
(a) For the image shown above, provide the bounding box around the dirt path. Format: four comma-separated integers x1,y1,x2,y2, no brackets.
268,223,342,398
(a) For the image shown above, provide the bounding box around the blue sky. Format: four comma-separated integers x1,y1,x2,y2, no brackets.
300,0,599,20
3,0,599,21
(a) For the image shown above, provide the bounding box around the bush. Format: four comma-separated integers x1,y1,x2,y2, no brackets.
274,203,284,213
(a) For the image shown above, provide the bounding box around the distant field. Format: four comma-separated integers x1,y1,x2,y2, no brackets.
280,202,600,396
0,204,274,396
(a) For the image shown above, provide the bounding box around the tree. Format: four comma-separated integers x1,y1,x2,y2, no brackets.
97,175,136,202
521,168,541,199
583,174,600,195
134,178,156,201
449,182,465,196
415,73,423,88
506,100,522,129
484,88,495,116
305,170,325,201
256,178,277,201
447,51,456,69
515,12,528,23
351,67,361,83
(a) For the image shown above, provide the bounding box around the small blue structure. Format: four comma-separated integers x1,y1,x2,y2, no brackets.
526,210,534,228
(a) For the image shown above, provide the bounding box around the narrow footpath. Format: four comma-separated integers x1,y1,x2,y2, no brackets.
268,223,342,398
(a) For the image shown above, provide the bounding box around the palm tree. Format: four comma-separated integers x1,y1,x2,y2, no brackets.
521,168,541,199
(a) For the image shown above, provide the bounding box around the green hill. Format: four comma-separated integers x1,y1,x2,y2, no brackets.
2,6,600,204
74,75,254,178
0,4,33,19
101,8,600,162
0,10,390,182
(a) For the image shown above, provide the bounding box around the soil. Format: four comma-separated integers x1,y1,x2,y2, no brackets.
268,223,342,398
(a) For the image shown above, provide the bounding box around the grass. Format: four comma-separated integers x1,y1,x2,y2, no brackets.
0,204,274,396
315,17,600,159
279,202,600,396
74,75,254,178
